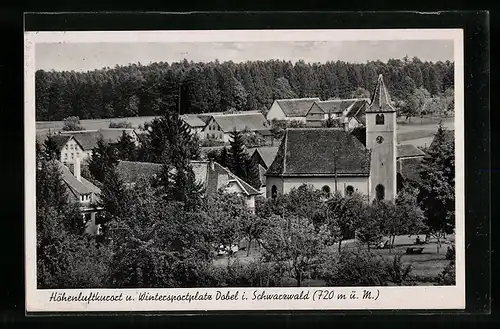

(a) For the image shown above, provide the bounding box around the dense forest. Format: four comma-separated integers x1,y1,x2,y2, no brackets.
35,57,454,121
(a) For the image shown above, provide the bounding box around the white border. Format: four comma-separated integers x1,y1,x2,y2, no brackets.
24,29,465,313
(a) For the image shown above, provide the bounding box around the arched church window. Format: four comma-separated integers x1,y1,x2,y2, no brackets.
346,185,354,196
376,184,385,200
376,114,384,125
322,185,331,197
271,185,278,200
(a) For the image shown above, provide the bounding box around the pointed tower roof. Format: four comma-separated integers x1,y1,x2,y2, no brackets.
366,74,395,113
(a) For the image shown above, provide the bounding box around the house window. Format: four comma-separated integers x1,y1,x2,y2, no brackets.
217,126,220,131
322,185,331,197
64,153,68,159
271,185,278,200
376,184,385,200
346,185,354,196
71,153,74,159
376,114,384,125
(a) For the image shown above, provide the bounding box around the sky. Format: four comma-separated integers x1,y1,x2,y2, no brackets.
35,40,454,72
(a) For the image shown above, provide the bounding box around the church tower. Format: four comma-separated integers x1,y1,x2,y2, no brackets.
366,74,397,202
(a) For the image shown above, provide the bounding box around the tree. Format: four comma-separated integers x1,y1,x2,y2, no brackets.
350,87,371,99
205,192,250,264
62,116,85,131
228,129,248,179
88,138,119,183
417,122,455,254
401,87,431,122
43,134,61,161
356,201,385,251
326,191,367,252
109,121,132,128
261,215,330,287
272,77,297,100
246,157,262,190
240,213,269,256
115,131,137,161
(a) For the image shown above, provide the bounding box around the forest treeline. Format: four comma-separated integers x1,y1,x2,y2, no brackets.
36,57,454,121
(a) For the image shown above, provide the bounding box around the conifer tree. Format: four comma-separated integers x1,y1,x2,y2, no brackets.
115,131,137,161
417,123,455,253
88,138,119,183
246,157,262,190
229,129,248,180
43,134,60,161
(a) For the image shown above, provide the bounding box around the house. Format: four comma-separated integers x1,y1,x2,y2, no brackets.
266,98,321,123
249,146,279,170
305,98,369,129
180,114,206,138
266,74,398,202
58,128,140,161
48,134,87,166
201,112,270,143
248,146,280,194
116,160,261,211
58,158,102,235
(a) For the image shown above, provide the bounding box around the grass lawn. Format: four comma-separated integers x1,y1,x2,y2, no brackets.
213,234,455,286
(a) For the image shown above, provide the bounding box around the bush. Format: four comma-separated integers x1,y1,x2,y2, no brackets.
436,261,456,286
384,253,415,286
197,260,285,287
318,249,388,286
200,139,226,147
62,116,85,131
445,244,455,261
109,121,132,128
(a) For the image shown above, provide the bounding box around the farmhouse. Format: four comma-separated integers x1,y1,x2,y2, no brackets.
305,98,369,129
58,158,102,235
58,128,140,161
116,160,261,211
180,114,206,138
201,112,271,143
266,98,320,123
266,74,399,202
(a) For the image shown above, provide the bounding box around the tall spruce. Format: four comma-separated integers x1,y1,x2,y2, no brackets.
115,131,137,161
88,138,119,183
417,122,455,253
43,134,61,161
228,129,248,180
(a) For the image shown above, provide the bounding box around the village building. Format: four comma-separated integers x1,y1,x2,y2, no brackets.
305,98,369,129
265,74,400,202
180,114,206,138
58,158,102,235
266,98,321,123
249,146,280,194
57,128,140,162
201,112,271,143
116,160,261,212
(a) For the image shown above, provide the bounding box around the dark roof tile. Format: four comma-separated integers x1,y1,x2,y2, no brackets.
276,98,320,117
267,128,371,177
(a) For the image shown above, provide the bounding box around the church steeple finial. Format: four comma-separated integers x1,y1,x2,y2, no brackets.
367,74,395,113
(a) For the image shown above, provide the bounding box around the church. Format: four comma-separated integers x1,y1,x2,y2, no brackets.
265,74,398,202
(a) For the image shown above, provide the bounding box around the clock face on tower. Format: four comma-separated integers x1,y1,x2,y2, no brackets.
376,136,384,144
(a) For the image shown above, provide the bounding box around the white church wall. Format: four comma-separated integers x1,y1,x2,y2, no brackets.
269,176,369,197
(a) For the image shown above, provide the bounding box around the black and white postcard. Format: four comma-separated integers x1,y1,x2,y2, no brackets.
24,28,464,312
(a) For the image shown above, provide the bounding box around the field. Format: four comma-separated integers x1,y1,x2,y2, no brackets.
213,234,454,287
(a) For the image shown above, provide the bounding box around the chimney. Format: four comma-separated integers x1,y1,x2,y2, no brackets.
74,157,81,182
342,116,349,132
210,160,215,171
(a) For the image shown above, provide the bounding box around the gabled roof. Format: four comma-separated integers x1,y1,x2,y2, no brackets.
209,113,270,132
311,99,368,115
345,99,369,125
51,135,80,151
249,146,279,169
258,164,267,187
266,128,371,177
59,130,102,151
116,160,261,197
99,128,137,143
397,157,423,184
181,114,206,128
367,74,396,113
275,98,321,117
60,128,137,151
397,144,426,159
58,162,101,199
